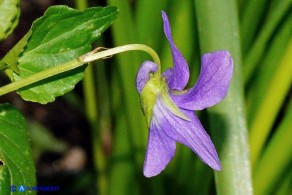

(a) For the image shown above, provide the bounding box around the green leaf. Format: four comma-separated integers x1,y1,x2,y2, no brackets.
0,0,20,41
0,31,32,75
12,5,118,104
240,0,268,54
246,14,292,125
249,37,292,166
243,0,292,83
0,103,36,194
253,101,292,195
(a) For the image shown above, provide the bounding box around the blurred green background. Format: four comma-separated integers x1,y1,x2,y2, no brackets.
0,0,291,194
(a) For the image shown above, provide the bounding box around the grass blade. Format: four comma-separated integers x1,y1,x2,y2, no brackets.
253,101,292,195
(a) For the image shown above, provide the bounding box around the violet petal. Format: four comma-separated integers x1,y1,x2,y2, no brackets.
136,61,158,94
161,11,189,91
143,117,176,177
171,50,233,110
155,96,221,170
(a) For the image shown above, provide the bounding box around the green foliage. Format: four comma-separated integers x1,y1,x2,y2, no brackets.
249,32,292,167
253,101,292,195
106,1,146,194
243,0,292,82
10,5,118,104
0,31,31,75
0,0,20,41
0,1,291,195
103,0,290,194
0,4,119,194
0,104,36,194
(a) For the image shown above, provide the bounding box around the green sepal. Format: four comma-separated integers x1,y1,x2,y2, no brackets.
161,86,190,122
140,74,161,126
140,75,190,126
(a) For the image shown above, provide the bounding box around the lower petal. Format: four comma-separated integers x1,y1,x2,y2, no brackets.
143,118,176,177
155,97,221,170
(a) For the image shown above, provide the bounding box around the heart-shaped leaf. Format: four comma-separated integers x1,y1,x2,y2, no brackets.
12,5,118,104
0,104,36,193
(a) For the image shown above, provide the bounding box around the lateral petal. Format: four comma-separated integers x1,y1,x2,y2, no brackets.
143,116,176,177
161,11,189,90
171,50,233,110
136,61,158,94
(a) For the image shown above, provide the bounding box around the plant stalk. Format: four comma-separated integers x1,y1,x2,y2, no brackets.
0,44,160,96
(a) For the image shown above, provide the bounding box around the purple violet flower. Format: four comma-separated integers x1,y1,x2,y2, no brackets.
136,11,233,177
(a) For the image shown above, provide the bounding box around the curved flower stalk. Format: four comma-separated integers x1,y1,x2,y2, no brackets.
136,11,233,177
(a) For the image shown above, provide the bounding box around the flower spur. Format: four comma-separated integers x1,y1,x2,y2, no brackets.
136,11,233,177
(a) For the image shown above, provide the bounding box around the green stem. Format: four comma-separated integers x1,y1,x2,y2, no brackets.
74,0,105,194
105,1,145,193
82,63,105,195
81,44,161,69
74,0,87,10
195,0,253,194
0,44,160,96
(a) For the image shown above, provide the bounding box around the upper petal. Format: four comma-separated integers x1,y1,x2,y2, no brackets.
136,60,158,94
171,50,233,110
161,11,189,90
143,117,176,177
155,96,221,170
